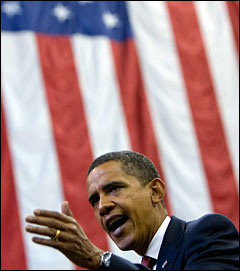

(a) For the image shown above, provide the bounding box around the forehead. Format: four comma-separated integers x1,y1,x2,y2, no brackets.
86,160,134,193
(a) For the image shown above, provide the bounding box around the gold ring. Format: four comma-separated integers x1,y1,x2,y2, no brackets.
53,229,61,241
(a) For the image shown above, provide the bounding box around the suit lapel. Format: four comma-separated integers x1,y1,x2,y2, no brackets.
156,216,186,270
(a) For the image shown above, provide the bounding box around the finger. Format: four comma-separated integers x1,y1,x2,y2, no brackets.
31,209,75,224
25,225,76,242
61,201,74,218
32,236,83,260
25,224,57,239
25,215,80,235
32,236,65,249
25,215,69,231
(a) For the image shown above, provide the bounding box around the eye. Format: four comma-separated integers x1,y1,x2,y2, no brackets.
90,195,99,207
109,185,122,193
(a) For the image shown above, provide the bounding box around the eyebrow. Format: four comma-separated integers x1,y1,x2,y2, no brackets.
102,180,126,191
88,180,126,205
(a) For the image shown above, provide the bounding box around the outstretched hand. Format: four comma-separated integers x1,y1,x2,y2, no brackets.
25,201,104,269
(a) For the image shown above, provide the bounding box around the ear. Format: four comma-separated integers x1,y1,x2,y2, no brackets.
149,178,165,204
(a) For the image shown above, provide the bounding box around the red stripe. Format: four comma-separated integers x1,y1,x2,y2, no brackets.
226,1,239,56
36,35,109,256
111,40,172,214
167,1,239,229
1,99,27,270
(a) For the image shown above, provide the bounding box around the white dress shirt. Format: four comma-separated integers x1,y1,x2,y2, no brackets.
138,216,171,270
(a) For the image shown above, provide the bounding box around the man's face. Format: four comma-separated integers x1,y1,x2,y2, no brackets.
86,161,156,253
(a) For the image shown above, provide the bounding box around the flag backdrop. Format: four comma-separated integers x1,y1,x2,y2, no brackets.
1,1,239,270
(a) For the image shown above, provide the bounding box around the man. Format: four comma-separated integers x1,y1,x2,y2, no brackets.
25,151,239,270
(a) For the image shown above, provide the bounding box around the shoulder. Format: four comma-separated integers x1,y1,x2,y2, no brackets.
185,213,238,235
180,214,239,270
191,213,236,224
183,213,239,257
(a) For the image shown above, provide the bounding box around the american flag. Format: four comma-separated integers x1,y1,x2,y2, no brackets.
1,1,239,270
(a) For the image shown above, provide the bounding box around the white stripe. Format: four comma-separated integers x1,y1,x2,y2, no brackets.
127,1,213,220
195,1,239,184
71,35,131,158
71,35,139,262
1,32,75,270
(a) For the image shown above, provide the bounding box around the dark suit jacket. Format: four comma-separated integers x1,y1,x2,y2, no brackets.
103,214,239,270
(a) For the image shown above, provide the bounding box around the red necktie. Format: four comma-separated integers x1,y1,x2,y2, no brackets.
141,256,157,269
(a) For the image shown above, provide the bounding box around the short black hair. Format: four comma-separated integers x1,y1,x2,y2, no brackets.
87,150,160,186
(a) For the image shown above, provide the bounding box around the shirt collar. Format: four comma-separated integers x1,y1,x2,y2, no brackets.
138,216,171,263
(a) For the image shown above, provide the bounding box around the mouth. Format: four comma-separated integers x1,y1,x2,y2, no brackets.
106,214,129,235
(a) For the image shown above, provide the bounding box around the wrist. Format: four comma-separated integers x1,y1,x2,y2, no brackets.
90,249,103,269
99,251,112,270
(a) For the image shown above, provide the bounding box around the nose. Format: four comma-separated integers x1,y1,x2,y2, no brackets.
99,195,114,216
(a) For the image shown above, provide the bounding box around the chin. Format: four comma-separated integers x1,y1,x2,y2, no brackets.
114,236,135,251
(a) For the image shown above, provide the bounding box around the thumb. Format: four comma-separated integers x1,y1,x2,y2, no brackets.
61,201,74,217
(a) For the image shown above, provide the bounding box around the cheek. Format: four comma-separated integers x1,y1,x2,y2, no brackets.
131,197,152,222
95,214,108,232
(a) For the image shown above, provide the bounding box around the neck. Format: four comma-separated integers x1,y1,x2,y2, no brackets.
136,205,168,256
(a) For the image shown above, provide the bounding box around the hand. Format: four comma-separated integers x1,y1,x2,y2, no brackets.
25,201,104,269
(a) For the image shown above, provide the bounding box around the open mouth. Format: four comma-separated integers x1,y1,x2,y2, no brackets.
107,215,129,233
